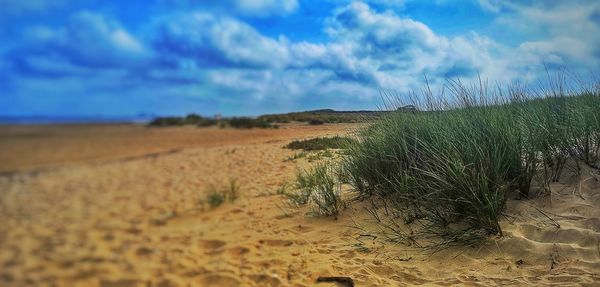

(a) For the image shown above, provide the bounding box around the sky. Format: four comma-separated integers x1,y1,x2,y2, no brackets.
1,0,599,117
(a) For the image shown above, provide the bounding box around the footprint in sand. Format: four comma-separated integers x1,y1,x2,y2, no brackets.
200,240,226,249
519,223,600,248
289,224,314,234
136,246,153,257
230,208,244,214
181,267,209,278
339,250,355,259
155,278,177,287
198,274,240,287
99,279,139,287
200,240,226,255
582,217,600,232
248,274,281,287
228,246,250,257
258,239,294,247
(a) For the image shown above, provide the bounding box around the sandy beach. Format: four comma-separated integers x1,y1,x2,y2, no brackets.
1,123,599,286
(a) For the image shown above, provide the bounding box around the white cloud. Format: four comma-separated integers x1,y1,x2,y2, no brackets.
204,68,379,111
5,11,151,84
154,13,290,69
66,12,145,54
319,1,511,88
35,11,147,68
490,1,600,72
160,0,298,18
233,0,298,17
477,0,503,12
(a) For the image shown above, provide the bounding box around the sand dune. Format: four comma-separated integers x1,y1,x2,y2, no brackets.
0,124,599,286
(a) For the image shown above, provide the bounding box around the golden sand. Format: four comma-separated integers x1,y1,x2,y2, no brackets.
0,124,599,286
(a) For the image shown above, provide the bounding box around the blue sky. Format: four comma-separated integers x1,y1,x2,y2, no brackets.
1,0,599,117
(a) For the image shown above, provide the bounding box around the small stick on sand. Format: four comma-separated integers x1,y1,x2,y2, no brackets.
316,276,355,287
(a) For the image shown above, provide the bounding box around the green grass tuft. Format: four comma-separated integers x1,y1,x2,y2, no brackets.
206,189,225,208
286,136,355,151
287,163,345,217
205,179,240,208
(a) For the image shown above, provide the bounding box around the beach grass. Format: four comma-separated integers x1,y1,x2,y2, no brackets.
310,77,600,246
287,163,345,216
205,179,240,208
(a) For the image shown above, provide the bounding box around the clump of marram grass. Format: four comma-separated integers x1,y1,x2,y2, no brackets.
285,136,355,151
307,150,335,162
287,163,345,217
284,151,307,162
205,179,240,208
286,168,317,206
340,76,600,248
206,189,225,208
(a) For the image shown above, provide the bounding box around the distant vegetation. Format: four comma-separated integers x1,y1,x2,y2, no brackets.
148,106,419,128
290,78,600,248
148,114,217,127
148,114,276,129
286,136,355,151
226,117,276,129
147,116,186,127
308,119,325,125
258,109,388,123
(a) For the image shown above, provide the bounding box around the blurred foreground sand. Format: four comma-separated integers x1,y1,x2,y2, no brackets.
0,124,599,286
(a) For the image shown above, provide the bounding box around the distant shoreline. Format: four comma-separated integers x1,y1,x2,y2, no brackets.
0,109,392,126
0,116,153,125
